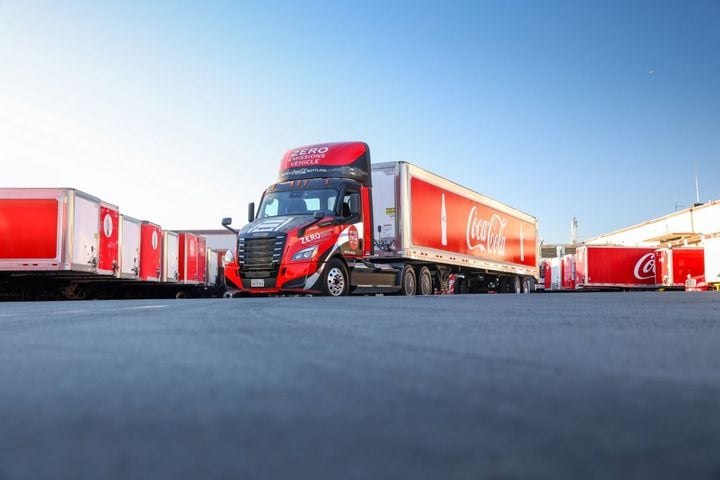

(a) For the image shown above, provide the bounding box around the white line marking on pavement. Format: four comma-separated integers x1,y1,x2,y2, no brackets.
115,305,169,311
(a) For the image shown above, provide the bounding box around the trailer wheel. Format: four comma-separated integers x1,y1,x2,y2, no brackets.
176,290,188,299
513,276,522,294
453,277,468,294
400,265,416,296
416,266,433,296
521,277,531,294
322,258,349,297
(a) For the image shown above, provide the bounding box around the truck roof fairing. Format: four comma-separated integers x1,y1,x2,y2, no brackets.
278,142,372,187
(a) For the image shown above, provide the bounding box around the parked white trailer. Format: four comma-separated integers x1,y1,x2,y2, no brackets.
370,161,539,292
118,215,142,279
704,236,720,290
162,230,180,283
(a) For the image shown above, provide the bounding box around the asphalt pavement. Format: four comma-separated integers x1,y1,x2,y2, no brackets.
0,292,719,480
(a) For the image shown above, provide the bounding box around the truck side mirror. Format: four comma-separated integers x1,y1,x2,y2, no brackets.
248,202,255,222
221,217,239,235
313,211,324,220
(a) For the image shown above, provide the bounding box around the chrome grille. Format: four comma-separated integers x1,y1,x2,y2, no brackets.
238,236,285,275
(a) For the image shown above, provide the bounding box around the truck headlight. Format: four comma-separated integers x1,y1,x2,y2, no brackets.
223,249,234,266
291,246,318,261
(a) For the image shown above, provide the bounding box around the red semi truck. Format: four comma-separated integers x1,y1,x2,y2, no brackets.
222,142,539,296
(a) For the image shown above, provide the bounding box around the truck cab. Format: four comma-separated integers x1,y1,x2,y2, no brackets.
222,142,402,296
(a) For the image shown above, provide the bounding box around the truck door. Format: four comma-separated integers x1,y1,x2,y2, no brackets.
339,188,363,258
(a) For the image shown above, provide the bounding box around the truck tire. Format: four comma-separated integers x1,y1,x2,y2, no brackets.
513,276,522,294
400,265,416,296
453,277,468,294
322,258,349,297
521,277,531,294
416,266,433,295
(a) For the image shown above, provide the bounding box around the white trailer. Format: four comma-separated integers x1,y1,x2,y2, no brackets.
118,215,141,279
370,162,539,293
704,236,720,290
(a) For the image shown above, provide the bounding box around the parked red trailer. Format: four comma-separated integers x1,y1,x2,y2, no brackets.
542,259,552,290
654,247,705,289
0,188,117,274
575,245,657,290
98,202,120,275
197,236,207,285
139,221,162,281
561,254,576,290
178,232,200,284
0,188,226,300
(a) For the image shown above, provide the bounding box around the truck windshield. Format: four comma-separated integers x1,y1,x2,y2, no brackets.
258,188,338,217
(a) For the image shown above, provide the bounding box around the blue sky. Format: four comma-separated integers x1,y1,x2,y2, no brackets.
1,0,718,243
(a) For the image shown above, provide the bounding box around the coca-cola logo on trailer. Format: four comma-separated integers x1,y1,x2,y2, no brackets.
103,214,113,238
466,207,508,256
633,253,655,280
409,176,536,268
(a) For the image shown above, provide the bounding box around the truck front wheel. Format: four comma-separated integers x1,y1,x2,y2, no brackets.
322,258,349,297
